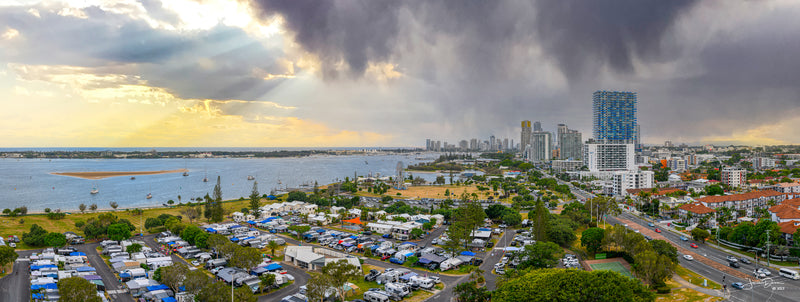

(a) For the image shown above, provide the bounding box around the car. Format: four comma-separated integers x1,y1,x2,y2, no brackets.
495,268,505,275
679,236,688,241
756,268,771,276
363,231,372,235
191,260,200,266
754,270,766,278
485,241,495,248
9,243,16,248
381,255,391,261
739,258,752,264
644,235,652,241
726,256,738,263
690,243,698,248
648,223,655,227
429,276,442,284
729,261,740,268
499,224,507,228
731,282,744,290
683,255,694,261
655,228,661,233
431,239,438,245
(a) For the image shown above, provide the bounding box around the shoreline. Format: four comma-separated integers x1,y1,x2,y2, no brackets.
50,169,189,179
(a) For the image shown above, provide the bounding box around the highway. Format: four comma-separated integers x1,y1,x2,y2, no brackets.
609,212,800,302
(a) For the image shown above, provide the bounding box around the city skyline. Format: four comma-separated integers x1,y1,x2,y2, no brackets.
3,1,800,147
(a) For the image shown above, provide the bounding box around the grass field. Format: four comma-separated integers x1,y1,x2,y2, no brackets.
385,185,485,199
589,261,634,279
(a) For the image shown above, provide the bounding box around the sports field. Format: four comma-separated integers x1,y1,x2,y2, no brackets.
589,261,634,278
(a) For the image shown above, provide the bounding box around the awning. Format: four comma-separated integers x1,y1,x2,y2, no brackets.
147,285,170,292
119,273,131,278
69,252,87,256
267,195,277,200
418,258,432,264
343,217,363,225
205,228,216,233
30,283,58,290
230,237,240,242
75,266,96,272
349,235,358,240
460,251,476,256
316,229,326,233
246,221,257,225
83,275,102,280
266,263,282,271
401,242,418,246
403,252,414,257
399,273,417,280
478,228,491,231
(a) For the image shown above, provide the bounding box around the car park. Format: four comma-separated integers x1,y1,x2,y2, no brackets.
683,255,694,261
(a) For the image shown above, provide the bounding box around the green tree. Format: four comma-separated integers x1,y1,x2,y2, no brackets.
633,250,675,286
649,240,678,264
194,232,210,249
691,228,711,243
207,234,229,250
320,260,362,302
547,218,578,247
109,201,118,210
181,225,203,245
57,277,102,302
260,273,276,293
485,204,507,220
518,241,562,269
268,240,280,257
502,211,522,226
79,203,86,214
213,176,223,202
183,269,210,295
532,200,550,241
0,246,19,269
306,273,333,302
411,228,424,239
107,223,132,241
44,232,66,247
288,225,311,238
180,207,200,223
454,281,490,302
22,224,48,246
197,281,230,302
89,203,97,211
493,269,654,302
581,227,605,254
233,286,257,302
287,191,307,202
250,181,261,216
161,263,189,292
144,217,163,229
126,243,143,253
230,246,261,270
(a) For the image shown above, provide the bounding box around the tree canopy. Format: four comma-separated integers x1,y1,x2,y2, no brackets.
493,269,654,302
57,277,103,302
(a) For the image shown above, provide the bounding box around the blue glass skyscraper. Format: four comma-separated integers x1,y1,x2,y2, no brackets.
592,91,637,144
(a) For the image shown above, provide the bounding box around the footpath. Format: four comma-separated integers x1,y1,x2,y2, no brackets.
671,273,726,298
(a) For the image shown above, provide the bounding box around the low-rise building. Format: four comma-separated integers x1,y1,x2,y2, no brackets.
696,190,786,217
677,202,716,227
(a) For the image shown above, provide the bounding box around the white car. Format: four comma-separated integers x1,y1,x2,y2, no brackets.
683,254,694,261
191,260,200,266
429,276,442,284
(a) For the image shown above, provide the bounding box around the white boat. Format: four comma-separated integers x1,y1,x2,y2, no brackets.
146,193,152,199
90,188,99,194
247,175,255,180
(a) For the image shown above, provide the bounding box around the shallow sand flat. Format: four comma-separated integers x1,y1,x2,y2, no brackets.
51,169,189,179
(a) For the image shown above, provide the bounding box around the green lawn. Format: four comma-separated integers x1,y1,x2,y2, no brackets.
589,261,633,279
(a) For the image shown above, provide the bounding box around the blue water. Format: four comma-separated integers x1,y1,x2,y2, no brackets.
0,154,450,212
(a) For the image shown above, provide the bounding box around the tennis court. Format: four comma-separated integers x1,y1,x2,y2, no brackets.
588,261,634,279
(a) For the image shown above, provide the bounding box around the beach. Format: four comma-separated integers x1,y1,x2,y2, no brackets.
51,169,189,179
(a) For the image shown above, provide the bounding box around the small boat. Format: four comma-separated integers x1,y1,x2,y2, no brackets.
203,176,208,182
182,171,189,176
130,176,136,180
146,193,152,199
247,175,255,180
90,188,99,194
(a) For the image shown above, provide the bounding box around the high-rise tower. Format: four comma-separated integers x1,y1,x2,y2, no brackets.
592,91,637,144
520,120,532,153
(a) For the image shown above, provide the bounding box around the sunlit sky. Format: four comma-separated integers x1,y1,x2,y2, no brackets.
2,0,800,147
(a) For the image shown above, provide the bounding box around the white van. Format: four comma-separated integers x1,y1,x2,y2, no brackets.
779,268,800,280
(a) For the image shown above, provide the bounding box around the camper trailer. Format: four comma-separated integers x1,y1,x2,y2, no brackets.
384,282,410,297
409,276,435,289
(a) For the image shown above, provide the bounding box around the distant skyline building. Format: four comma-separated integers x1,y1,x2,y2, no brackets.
593,91,637,144
520,120,532,154
721,167,747,188
529,131,552,162
533,121,542,132
557,123,582,160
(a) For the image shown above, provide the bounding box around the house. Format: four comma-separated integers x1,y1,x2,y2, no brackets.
366,223,393,234
696,190,786,217
769,204,800,223
284,246,325,270
775,182,800,194
301,204,318,215
470,230,492,241
392,225,412,241
677,203,716,227
777,221,800,245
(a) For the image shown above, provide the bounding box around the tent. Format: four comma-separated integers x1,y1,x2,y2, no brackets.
460,251,476,256
343,217,363,225
266,263,282,271
267,195,277,200
69,252,87,257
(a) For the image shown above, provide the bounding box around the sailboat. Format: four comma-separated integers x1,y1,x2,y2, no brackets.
247,175,255,180
90,187,99,194
183,171,189,176
146,193,152,199
182,161,189,176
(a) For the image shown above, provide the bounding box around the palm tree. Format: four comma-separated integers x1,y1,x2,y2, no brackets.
268,240,280,257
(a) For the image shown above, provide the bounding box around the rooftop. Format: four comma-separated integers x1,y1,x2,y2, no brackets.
678,202,715,214
696,190,784,204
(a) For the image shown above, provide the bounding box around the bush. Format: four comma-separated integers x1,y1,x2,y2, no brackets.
75,221,86,228
47,212,66,220
656,287,671,294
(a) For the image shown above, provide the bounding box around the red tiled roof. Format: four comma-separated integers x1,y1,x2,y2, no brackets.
778,221,800,234
679,202,715,214
697,190,784,204
627,187,685,196
769,204,800,220
781,199,800,208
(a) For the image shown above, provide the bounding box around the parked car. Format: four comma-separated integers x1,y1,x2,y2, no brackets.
648,223,655,227
690,243,698,248
644,236,652,241
381,255,391,261
756,268,771,276
683,255,694,261
431,239,438,245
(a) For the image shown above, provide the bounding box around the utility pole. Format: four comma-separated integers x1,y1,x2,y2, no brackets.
767,230,771,267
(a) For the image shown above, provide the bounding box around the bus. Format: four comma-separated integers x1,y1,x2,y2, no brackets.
779,268,800,280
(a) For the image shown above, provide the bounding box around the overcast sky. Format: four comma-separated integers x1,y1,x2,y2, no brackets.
1,0,799,147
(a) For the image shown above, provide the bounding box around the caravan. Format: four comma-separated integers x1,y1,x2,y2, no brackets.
363,291,390,302
384,282,410,297
409,276,434,289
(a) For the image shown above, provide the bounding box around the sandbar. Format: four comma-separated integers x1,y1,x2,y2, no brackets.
51,169,189,179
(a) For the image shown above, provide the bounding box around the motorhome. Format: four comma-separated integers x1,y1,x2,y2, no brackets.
384,282,410,297
363,291,390,302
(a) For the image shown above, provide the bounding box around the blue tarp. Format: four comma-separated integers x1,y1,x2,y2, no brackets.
303,234,314,238
403,252,414,257
29,264,57,271
229,225,243,229
119,273,131,278
460,251,476,256
147,285,170,292
76,266,96,272
370,245,380,251
242,236,255,241
266,263,282,271
401,241,417,246
206,228,216,233
30,283,58,290
31,293,44,299
478,228,491,231
230,237,239,242
162,297,177,302
267,195,277,200
399,273,418,280
69,252,87,256
316,229,326,233
179,286,186,292
350,235,358,239
418,258,432,264
246,221,257,225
